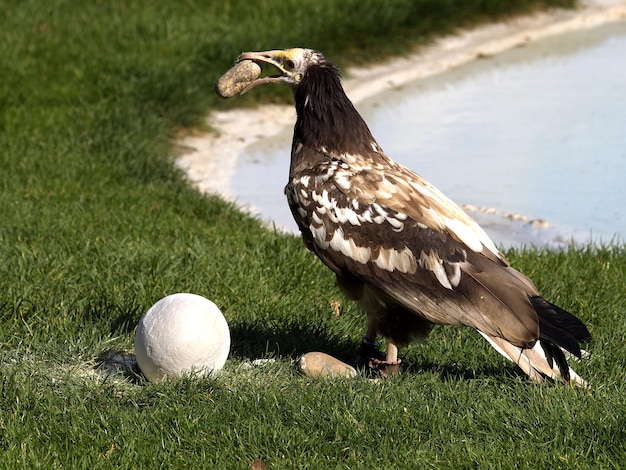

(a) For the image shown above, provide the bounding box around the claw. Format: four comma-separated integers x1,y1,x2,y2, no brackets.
355,337,401,378
368,358,402,378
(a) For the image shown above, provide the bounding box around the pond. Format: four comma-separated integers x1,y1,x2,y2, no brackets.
231,20,626,248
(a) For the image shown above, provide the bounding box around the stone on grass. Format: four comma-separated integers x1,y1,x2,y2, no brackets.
297,351,357,379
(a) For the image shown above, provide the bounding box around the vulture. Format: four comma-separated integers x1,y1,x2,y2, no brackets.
234,48,591,385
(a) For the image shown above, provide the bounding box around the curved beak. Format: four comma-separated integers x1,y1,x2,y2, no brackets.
237,50,295,94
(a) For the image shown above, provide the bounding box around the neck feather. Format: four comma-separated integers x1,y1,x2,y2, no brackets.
293,63,374,155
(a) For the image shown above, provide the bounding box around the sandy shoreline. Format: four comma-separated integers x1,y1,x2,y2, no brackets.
176,0,626,209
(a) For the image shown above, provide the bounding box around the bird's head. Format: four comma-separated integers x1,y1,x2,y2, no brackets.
237,48,324,93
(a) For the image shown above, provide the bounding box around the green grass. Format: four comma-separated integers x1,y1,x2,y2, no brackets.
3,0,626,468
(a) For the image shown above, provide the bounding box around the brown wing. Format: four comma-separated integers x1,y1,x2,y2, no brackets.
286,145,541,348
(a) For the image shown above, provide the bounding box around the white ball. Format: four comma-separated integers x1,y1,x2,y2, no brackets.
134,293,230,382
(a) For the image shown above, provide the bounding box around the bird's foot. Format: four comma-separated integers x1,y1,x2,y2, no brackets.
355,336,401,378
367,358,402,378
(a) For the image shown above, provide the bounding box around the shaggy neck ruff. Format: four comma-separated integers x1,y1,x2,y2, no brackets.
292,62,374,156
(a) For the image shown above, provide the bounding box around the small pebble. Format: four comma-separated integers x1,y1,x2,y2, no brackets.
215,60,262,98
297,352,357,379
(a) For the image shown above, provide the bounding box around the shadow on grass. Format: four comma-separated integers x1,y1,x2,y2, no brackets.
228,320,358,362
78,296,145,336
90,302,525,385
401,359,524,383
229,320,525,383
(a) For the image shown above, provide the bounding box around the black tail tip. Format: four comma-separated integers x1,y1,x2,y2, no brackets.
530,296,591,360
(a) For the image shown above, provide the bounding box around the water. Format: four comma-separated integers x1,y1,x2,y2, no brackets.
232,21,626,247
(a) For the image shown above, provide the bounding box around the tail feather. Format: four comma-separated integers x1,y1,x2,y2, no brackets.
530,296,591,358
479,331,587,386
539,339,570,381
479,297,590,385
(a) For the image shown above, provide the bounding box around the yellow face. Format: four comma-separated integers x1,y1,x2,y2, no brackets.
277,49,307,83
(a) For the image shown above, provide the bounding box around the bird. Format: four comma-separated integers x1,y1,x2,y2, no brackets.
233,48,591,385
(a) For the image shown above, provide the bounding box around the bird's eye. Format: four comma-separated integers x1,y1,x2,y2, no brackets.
284,59,295,70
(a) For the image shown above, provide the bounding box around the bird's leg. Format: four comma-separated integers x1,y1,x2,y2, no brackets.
385,341,399,363
355,321,385,366
355,321,401,378
377,340,401,377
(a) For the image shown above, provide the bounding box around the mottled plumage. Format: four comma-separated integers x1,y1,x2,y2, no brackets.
236,48,591,384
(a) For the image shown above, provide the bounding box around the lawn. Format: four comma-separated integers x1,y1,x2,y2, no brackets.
2,0,625,468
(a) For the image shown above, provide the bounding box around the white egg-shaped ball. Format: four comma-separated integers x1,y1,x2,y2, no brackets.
134,293,230,382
